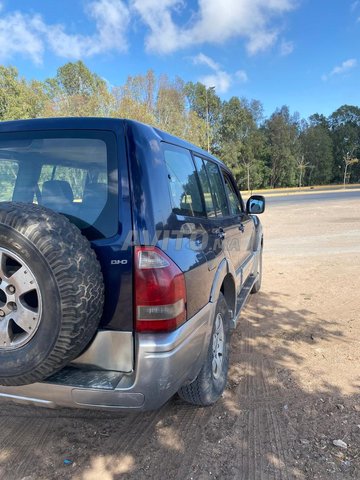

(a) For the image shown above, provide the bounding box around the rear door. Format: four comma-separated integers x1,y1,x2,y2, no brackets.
225,174,255,283
220,169,245,286
192,156,226,272
193,156,244,292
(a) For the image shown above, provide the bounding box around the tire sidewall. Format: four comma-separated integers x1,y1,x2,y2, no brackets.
256,248,263,289
200,293,231,405
251,248,263,293
0,224,62,378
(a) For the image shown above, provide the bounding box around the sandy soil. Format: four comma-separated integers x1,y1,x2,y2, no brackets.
0,195,359,480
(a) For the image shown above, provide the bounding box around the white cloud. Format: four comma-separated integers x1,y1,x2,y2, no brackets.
200,71,232,93
246,30,278,55
132,0,296,55
130,0,183,54
331,58,357,75
44,0,130,58
192,53,220,71
322,58,358,81
0,12,44,64
0,0,297,64
235,70,248,83
192,53,232,93
191,52,247,93
0,0,130,63
280,39,294,56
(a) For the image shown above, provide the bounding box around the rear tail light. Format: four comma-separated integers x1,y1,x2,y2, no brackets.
134,246,187,333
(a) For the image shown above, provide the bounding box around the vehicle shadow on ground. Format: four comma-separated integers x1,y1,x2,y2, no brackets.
0,291,359,480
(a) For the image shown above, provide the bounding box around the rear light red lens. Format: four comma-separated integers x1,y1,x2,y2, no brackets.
134,246,187,333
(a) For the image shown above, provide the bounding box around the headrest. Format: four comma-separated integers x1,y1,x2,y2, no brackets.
42,180,74,206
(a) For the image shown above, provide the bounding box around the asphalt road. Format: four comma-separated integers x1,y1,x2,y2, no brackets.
264,189,360,205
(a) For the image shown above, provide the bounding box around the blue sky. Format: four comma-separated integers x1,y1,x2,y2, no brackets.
0,0,359,119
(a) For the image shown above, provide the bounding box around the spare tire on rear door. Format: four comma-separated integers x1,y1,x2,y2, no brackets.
0,202,104,386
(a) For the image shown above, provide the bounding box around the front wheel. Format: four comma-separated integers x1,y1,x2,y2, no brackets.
178,292,231,406
251,246,263,294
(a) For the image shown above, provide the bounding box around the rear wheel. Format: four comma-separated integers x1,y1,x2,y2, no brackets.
178,292,230,406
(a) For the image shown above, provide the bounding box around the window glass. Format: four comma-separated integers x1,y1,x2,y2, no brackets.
193,156,216,218
164,145,205,217
0,131,117,240
204,160,229,217
223,172,242,215
0,160,19,201
38,165,88,201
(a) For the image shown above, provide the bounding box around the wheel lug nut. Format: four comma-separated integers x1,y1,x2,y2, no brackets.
0,310,5,318
8,285,15,294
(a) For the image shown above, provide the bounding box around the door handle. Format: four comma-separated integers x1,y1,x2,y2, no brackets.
215,227,225,240
239,223,245,233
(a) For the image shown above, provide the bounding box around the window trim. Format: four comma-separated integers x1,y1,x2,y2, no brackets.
204,161,231,217
192,154,219,220
162,142,207,220
161,145,245,222
192,153,241,220
221,168,245,216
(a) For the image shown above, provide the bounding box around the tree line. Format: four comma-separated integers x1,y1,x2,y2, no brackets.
1,61,359,190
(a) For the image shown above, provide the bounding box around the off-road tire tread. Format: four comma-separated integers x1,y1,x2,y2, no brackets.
0,202,104,385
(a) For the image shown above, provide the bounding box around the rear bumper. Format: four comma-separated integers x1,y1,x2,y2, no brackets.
0,302,214,411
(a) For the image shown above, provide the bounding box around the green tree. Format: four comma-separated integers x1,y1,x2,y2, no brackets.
329,105,360,184
0,66,48,120
55,61,105,97
46,61,113,117
185,82,222,153
263,106,300,188
111,71,207,147
112,70,156,123
300,122,334,185
219,97,265,190
343,152,359,186
156,75,186,137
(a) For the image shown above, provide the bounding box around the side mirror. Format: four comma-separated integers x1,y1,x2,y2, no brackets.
246,195,265,214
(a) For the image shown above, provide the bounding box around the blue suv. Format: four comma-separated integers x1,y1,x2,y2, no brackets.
0,118,264,410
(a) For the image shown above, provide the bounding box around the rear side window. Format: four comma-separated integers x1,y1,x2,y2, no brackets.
0,160,19,201
223,172,242,215
193,156,216,218
203,159,229,217
164,145,205,217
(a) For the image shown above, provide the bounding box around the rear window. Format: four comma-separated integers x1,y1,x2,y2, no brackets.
0,131,118,240
164,144,206,218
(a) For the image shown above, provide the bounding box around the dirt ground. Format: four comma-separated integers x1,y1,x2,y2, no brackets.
0,195,359,480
